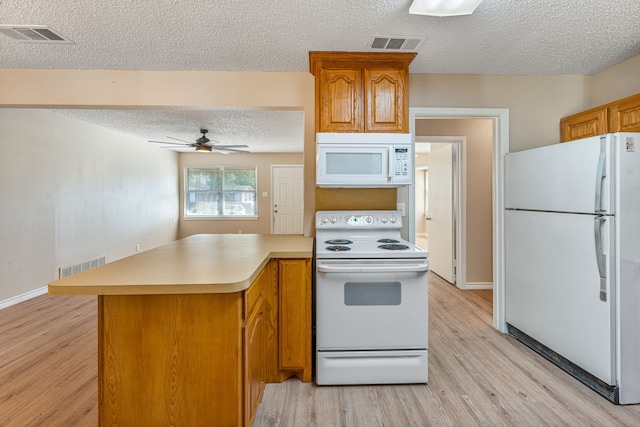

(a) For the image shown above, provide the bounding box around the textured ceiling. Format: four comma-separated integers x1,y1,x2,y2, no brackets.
51,108,305,153
3,0,640,152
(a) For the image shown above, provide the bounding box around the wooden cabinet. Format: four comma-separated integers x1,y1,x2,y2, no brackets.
244,292,265,426
317,67,362,132
98,293,245,426
310,52,415,133
364,67,408,132
560,92,640,142
243,265,268,426
609,94,640,133
97,257,311,427
560,107,608,142
278,259,312,381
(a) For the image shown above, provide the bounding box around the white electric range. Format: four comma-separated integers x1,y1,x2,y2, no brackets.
315,210,430,385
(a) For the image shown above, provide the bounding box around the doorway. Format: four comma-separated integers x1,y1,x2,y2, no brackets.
406,107,510,333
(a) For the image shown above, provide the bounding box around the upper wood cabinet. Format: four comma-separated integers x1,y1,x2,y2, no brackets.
609,94,640,133
560,107,608,142
560,92,640,142
310,52,416,133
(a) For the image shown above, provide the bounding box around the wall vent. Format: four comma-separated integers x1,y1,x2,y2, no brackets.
369,36,425,52
0,25,74,43
59,256,106,279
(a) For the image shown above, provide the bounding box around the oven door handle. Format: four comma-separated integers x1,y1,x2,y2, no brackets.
317,262,429,273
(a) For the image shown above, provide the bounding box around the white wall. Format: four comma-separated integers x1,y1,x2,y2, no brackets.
410,74,586,152
0,109,179,304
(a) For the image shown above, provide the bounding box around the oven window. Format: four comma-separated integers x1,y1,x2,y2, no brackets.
344,282,401,306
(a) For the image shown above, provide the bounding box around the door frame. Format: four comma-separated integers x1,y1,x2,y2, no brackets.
408,107,510,333
270,164,304,234
416,137,465,289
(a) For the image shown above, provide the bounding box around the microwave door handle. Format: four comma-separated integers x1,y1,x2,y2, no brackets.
388,147,393,180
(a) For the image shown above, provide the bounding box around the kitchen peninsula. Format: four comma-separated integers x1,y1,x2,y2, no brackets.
48,234,313,427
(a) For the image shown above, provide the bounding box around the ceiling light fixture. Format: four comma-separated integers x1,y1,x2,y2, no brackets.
195,145,211,152
409,0,483,17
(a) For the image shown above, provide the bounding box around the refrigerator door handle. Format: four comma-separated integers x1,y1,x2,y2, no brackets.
594,138,607,213
594,215,607,302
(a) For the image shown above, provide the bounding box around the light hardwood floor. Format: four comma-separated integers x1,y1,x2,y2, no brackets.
2,275,640,426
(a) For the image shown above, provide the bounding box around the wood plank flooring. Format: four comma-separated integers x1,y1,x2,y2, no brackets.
254,274,640,426
2,275,640,426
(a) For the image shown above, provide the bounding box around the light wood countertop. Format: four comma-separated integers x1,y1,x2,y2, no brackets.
48,234,313,296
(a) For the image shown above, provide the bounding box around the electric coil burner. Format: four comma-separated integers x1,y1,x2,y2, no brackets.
378,243,410,250
325,246,351,252
315,210,429,386
325,239,353,245
377,238,400,244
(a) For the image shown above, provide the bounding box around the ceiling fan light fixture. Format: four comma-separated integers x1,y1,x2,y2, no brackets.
409,0,483,17
195,145,211,152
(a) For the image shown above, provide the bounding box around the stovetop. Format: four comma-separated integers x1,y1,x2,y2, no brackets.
315,210,428,259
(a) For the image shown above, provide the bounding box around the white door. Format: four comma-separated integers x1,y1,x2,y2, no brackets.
428,144,456,284
272,165,303,234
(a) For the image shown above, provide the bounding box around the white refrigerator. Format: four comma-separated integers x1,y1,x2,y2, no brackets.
505,132,640,404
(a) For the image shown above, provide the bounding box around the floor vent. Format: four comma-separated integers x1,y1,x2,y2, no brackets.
369,36,425,52
59,256,106,279
0,25,74,43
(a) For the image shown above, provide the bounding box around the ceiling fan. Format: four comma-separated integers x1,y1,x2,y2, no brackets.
149,129,249,153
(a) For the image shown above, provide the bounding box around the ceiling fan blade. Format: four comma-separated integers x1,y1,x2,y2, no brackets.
211,146,250,153
167,136,194,144
214,144,249,149
148,140,192,146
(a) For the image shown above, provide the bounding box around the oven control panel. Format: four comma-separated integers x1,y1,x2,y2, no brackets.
316,211,402,229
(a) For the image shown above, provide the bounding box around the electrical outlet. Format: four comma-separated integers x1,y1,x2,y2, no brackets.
136,243,141,252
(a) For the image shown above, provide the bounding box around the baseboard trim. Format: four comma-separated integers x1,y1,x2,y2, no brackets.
0,286,48,310
459,282,493,290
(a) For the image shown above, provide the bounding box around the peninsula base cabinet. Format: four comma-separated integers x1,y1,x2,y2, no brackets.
97,258,311,427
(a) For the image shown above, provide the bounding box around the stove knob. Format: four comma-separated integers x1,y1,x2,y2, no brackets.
381,216,388,223
330,216,338,224
365,216,373,224
320,216,329,224
389,216,397,223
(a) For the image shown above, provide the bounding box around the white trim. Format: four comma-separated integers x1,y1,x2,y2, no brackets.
409,107,509,333
463,282,494,290
0,286,48,310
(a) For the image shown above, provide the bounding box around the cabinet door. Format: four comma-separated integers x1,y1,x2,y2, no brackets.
560,107,608,142
318,68,363,132
364,68,407,132
244,295,265,426
609,94,640,133
278,259,312,381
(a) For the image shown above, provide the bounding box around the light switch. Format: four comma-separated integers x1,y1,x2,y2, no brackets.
262,192,268,197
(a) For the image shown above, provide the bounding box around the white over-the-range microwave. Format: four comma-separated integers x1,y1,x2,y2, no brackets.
316,132,413,187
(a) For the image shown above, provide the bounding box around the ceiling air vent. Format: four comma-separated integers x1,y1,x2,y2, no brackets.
0,25,74,43
369,36,425,52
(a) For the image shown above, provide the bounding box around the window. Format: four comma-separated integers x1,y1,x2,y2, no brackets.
185,167,257,217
